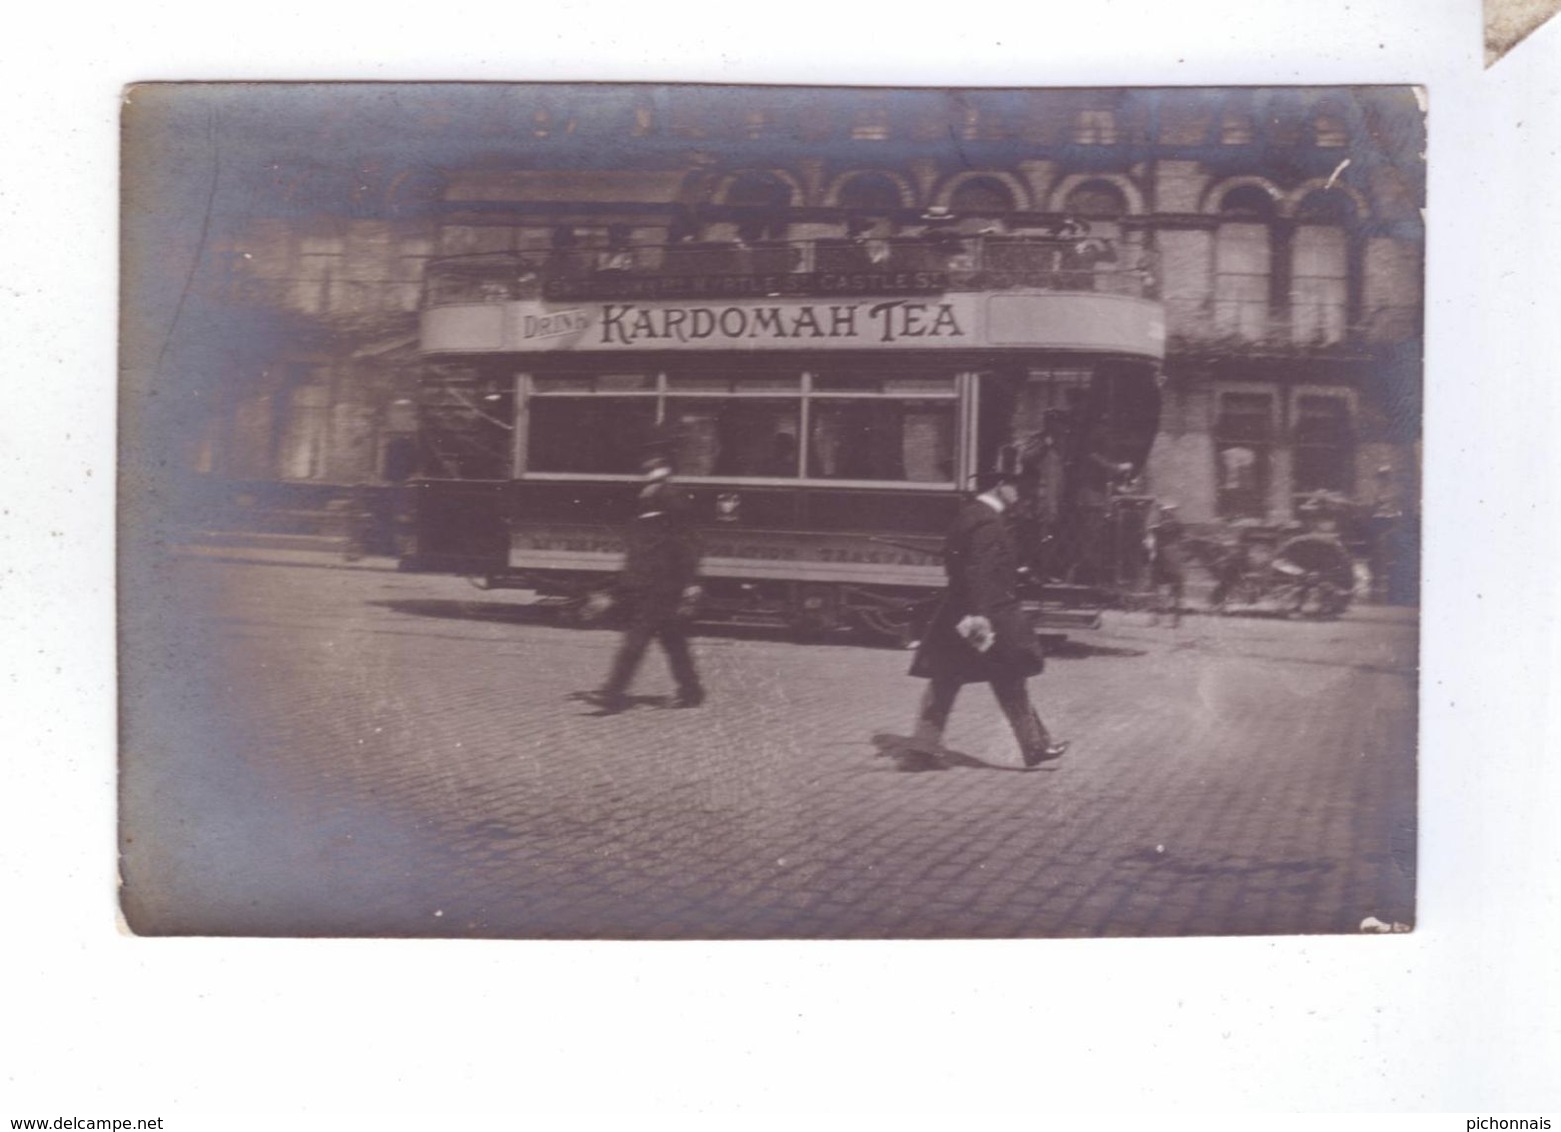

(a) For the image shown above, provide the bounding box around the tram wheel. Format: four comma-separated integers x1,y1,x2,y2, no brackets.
854,605,920,649
788,584,843,640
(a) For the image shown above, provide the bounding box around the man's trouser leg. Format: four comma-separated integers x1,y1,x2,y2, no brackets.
989,674,1052,760
913,676,962,751
601,617,656,700
657,619,703,698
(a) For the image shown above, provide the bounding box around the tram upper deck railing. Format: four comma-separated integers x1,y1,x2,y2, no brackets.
422,234,1154,308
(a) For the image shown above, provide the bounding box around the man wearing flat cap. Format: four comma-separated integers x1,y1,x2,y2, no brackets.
906,450,1069,769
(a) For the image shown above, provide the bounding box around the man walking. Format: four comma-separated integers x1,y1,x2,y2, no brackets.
578,452,705,714
1146,500,1188,627
906,458,1069,769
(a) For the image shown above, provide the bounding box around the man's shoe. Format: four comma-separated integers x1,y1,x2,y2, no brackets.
670,690,705,709
1023,740,1070,768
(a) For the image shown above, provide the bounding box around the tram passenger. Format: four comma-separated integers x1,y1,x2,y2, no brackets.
905,457,1070,769
576,452,705,714
765,431,799,477
1075,435,1135,585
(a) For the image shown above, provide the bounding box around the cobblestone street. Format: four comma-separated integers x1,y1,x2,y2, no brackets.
121,549,1418,940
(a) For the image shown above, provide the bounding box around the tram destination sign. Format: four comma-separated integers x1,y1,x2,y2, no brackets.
542,269,948,303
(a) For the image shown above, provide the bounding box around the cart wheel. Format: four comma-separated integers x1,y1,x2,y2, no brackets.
1275,534,1355,619
1304,580,1349,619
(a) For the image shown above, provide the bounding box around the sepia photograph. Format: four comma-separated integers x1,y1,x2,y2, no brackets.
119,82,1425,940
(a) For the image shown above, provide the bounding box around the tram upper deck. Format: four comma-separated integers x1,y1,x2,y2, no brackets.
420,233,1164,364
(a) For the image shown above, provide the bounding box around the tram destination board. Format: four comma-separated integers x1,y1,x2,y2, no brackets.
543,269,950,303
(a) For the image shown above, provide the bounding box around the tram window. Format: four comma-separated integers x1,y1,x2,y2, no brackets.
808,400,955,482
885,375,956,395
814,374,883,393
531,375,594,394
532,373,654,394
419,407,513,480
596,372,655,392
667,367,802,393
527,398,657,474
667,372,732,392
743,370,803,391
666,399,801,477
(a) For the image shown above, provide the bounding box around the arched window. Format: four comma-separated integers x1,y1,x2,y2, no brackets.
1062,181,1129,265
837,172,904,214
724,171,792,243
1064,180,1127,220
1214,185,1276,339
1292,190,1354,344
724,170,792,209
1065,179,1127,231
949,176,1017,216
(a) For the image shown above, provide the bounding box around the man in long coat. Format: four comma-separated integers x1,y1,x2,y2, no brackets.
1146,500,1188,627
907,464,1069,768
580,453,705,714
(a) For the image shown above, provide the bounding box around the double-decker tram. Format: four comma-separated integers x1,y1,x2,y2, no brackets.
406,233,1165,643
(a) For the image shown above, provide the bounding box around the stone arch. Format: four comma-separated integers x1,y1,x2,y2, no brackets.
933,170,1032,212
712,167,805,208
821,169,917,210
1047,172,1147,216
1285,177,1370,222
1200,175,1285,216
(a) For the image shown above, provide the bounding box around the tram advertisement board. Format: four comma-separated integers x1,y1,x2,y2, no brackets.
423,291,1166,359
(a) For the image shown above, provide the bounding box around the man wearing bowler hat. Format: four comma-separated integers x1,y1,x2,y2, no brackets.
905,449,1069,769
576,450,705,714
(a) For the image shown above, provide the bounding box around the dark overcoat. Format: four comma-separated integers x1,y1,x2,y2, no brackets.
616,481,700,619
909,497,1045,683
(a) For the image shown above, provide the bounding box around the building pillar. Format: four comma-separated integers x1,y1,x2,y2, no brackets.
795,158,825,208
907,159,940,208
1015,160,1057,213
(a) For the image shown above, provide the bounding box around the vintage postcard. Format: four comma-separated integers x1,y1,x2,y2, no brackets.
119,83,1423,938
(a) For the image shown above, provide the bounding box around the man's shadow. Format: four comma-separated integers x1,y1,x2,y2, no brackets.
870,732,1054,773
1043,637,1148,659
564,690,677,717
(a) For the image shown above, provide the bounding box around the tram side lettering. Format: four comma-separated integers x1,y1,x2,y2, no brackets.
598,300,965,345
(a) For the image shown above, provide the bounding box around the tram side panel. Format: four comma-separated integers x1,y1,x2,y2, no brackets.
500,478,955,639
